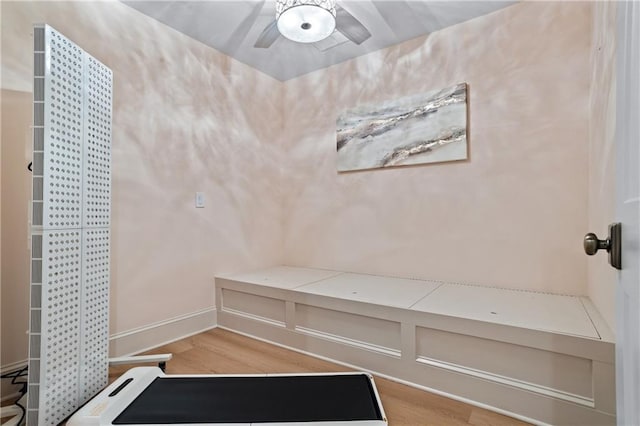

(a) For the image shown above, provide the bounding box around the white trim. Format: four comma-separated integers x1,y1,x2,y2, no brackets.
221,306,286,328
217,325,547,426
109,307,216,340
109,354,172,367
0,360,28,375
295,326,401,358
109,307,217,357
415,356,595,408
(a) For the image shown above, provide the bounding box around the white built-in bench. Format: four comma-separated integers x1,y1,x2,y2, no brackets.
215,266,615,425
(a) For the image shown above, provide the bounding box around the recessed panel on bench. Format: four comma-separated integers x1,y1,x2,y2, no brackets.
295,304,401,357
221,289,286,326
416,327,593,401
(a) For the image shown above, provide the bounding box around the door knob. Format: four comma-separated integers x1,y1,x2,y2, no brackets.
583,223,621,270
583,233,609,255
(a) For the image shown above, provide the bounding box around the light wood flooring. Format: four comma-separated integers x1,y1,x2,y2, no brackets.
110,328,531,426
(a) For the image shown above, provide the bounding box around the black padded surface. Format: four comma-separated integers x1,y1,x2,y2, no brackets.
113,374,383,424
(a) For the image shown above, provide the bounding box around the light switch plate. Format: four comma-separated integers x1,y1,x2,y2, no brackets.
195,192,205,208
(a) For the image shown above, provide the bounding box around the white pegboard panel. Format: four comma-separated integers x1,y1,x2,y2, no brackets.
28,25,112,426
41,25,84,230
82,55,112,228
38,230,83,425
79,228,110,401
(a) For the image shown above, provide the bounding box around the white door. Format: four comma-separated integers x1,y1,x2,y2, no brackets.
616,2,640,425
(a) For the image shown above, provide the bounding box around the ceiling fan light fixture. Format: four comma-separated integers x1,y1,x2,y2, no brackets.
276,0,337,43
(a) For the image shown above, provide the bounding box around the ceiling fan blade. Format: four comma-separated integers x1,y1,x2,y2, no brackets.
225,0,266,52
335,4,371,45
254,19,281,48
372,1,424,37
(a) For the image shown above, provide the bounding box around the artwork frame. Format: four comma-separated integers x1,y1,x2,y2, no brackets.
336,83,469,172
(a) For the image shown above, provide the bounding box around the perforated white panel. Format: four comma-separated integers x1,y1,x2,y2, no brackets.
83,56,112,228
39,230,82,425
78,52,112,404
42,27,84,230
79,229,110,401
28,25,112,426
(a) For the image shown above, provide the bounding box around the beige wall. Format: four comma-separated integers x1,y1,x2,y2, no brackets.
0,89,32,361
587,1,617,331
1,0,284,367
0,90,32,397
0,0,615,372
281,1,593,295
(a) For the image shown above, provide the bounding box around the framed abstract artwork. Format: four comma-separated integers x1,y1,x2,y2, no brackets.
337,83,468,172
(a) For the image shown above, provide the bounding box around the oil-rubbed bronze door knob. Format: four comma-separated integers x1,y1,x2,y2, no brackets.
583,223,621,270
584,233,610,255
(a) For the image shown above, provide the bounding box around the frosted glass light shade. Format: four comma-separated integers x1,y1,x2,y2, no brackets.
276,0,337,43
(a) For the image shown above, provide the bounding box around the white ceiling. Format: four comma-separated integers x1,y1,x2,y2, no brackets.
123,1,516,81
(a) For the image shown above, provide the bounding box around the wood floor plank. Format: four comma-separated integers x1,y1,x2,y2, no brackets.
374,377,473,424
156,337,196,354
108,328,529,425
468,409,531,426
211,329,351,372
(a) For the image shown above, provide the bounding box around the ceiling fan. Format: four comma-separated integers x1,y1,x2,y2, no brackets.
253,0,372,48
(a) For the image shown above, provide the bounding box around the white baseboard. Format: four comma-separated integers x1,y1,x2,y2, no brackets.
1,360,28,375
109,307,217,357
